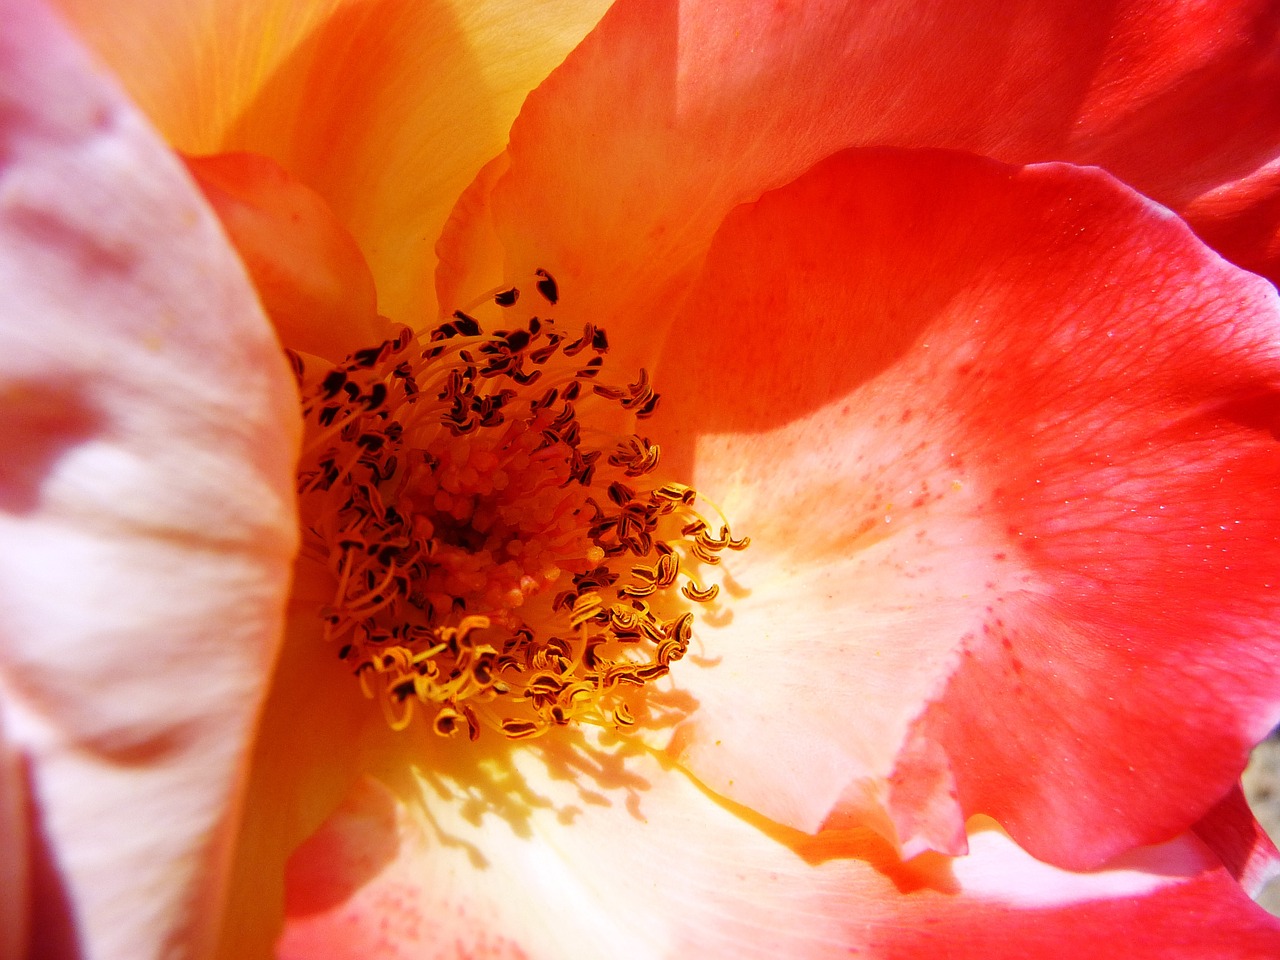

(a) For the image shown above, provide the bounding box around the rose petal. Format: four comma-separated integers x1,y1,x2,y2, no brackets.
0,1,298,956
434,152,511,316
438,0,1280,351
277,733,1280,959
184,152,385,362
56,0,614,324
214,606,393,958
644,147,1280,870
1193,785,1280,900
1183,158,1280,287
0,711,27,960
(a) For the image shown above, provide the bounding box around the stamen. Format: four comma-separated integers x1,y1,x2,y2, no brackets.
292,274,744,741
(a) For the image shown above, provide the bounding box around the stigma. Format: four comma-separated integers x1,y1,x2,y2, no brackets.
290,274,746,741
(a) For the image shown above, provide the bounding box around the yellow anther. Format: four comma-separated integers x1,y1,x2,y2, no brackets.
570,592,604,630
681,580,719,602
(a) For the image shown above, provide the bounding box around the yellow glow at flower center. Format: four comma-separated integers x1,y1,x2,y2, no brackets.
292,274,745,741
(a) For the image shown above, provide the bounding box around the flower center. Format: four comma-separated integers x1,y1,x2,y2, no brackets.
291,274,745,741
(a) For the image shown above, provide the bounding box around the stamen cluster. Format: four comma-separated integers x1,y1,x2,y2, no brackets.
292,275,746,740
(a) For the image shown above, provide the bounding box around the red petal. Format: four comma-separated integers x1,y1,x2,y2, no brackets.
0,0,298,955
880,826,1280,960
440,0,1280,341
277,738,1280,960
1183,161,1280,287
1193,785,1280,899
645,147,1280,869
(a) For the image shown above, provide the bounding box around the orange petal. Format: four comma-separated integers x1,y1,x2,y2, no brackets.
0,1,298,957
56,0,614,324
277,733,1280,958
184,151,384,362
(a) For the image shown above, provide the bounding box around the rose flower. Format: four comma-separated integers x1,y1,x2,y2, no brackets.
6,1,1280,958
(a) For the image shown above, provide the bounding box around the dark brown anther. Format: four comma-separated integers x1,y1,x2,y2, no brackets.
494,287,520,307
529,342,560,365
634,393,661,418
531,387,559,412
451,311,482,337
352,345,384,368
563,325,595,357
535,268,559,304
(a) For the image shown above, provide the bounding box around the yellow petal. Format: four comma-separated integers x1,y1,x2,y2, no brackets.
55,0,614,325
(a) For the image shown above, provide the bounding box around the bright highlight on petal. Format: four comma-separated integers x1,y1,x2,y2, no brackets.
277,732,1280,960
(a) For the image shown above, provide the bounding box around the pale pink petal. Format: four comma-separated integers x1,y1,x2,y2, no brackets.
438,0,1280,342
56,0,614,325
0,1,298,957
278,734,1280,959
643,147,1280,870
